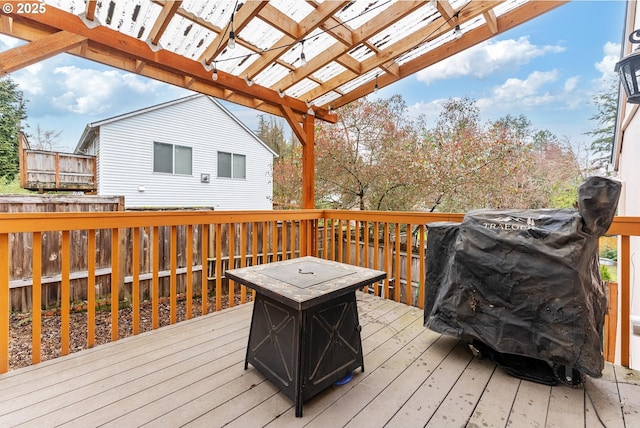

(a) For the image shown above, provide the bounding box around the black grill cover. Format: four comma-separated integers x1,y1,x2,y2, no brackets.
424,177,621,377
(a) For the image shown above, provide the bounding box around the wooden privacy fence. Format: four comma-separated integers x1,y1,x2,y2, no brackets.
2,195,123,311
8,221,300,312
19,148,97,193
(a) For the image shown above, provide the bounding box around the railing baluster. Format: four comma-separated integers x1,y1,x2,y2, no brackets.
621,235,630,368
283,220,289,260
394,223,401,302
363,221,369,269
32,232,42,363
406,223,412,306
110,228,119,341
418,224,425,310
240,222,247,303
170,225,177,324
229,223,236,307
0,233,7,373
87,229,96,346
132,227,140,332
346,220,352,265
262,221,268,264
373,222,380,297
338,220,344,263
292,220,298,260
185,225,193,319
61,230,70,354
152,226,159,328
201,223,209,315
272,221,278,262
383,222,390,299
355,220,360,266
215,223,223,311
251,222,258,300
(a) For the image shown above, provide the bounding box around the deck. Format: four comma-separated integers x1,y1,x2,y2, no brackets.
1,293,639,428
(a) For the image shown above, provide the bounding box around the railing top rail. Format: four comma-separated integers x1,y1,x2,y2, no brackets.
24,149,95,159
0,208,638,236
0,209,324,233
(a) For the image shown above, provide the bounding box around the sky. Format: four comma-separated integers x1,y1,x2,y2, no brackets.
0,0,628,153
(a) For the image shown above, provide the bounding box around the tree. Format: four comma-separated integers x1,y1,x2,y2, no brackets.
0,76,27,181
313,95,422,210
586,78,618,175
271,141,303,208
415,100,582,212
255,115,287,156
415,100,538,212
272,95,584,212
29,125,63,151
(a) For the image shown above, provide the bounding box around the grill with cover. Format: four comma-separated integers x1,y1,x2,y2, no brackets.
424,177,621,383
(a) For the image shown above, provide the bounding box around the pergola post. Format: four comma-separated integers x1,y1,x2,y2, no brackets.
301,114,315,209
281,106,316,209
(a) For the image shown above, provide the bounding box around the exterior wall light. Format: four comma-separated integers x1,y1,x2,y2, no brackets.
616,30,640,104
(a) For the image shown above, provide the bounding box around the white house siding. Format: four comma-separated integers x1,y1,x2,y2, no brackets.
614,1,640,370
94,96,274,210
615,111,640,371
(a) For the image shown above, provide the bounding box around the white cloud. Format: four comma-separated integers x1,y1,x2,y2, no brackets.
407,99,447,124
593,41,621,90
477,70,559,110
50,66,167,114
416,36,565,85
11,63,46,95
564,76,579,92
0,34,21,49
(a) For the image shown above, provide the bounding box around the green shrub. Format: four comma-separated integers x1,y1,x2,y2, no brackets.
599,247,617,261
600,265,613,282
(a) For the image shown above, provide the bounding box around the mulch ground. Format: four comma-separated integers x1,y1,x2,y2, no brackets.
8,295,251,371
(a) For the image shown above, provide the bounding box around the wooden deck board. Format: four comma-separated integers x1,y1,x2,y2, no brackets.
1,292,639,428
507,380,551,428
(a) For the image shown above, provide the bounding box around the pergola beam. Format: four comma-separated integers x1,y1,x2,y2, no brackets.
0,30,87,75
199,0,269,65
271,0,425,92
242,1,350,80
148,1,183,46
0,7,335,123
317,0,567,108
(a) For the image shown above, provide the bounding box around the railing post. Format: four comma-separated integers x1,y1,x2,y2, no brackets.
0,233,9,373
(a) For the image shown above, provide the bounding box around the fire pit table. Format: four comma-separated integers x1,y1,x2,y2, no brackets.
225,256,386,417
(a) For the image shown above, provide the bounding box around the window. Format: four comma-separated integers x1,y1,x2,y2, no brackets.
153,142,192,175
217,151,246,179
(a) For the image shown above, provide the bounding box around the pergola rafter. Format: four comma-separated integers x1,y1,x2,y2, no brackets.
0,0,568,208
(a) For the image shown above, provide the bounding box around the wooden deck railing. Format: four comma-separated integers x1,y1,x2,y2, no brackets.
0,210,637,373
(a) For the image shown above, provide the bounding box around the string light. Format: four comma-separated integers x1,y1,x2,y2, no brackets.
244,75,254,86
374,73,379,93
306,100,315,115
228,11,236,49
212,62,218,81
453,12,462,40
300,40,307,67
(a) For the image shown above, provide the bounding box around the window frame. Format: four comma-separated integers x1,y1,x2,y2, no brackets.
217,151,246,180
152,141,193,176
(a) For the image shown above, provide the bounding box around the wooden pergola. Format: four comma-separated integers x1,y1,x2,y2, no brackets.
0,0,567,207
